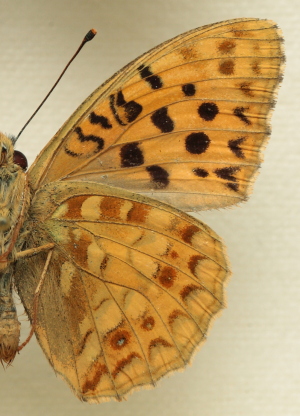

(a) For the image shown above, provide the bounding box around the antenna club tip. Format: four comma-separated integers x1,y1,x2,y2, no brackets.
84,29,97,43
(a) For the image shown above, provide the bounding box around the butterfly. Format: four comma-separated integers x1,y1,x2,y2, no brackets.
0,18,284,403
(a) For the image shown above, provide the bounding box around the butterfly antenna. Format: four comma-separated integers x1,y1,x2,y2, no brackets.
14,28,97,143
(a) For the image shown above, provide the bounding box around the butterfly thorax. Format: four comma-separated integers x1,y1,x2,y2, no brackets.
0,133,30,364
0,134,29,264
0,167,24,257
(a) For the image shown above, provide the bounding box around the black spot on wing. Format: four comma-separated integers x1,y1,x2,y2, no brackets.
110,91,143,125
198,102,219,121
120,142,144,167
182,83,196,96
215,166,240,182
215,166,241,192
193,168,209,178
185,132,210,154
138,64,163,90
228,137,246,159
233,107,251,125
124,101,143,123
146,165,169,189
227,182,239,192
116,91,126,106
151,107,174,133
89,112,112,129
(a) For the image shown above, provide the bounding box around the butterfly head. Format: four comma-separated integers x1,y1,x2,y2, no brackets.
0,133,27,171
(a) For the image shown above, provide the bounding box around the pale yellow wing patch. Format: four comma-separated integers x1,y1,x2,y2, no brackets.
28,18,284,211
15,181,228,403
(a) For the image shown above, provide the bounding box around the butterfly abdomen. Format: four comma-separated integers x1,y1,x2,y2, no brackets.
0,270,20,364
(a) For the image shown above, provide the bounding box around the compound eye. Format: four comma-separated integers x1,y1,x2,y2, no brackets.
13,150,28,171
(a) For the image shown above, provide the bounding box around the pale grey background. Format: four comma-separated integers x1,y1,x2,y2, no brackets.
0,0,299,415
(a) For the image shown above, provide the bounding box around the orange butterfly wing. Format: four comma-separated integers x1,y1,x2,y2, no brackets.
28,18,284,211
15,181,228,402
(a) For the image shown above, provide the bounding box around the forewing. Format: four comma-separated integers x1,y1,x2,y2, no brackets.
27,18,284,211
15,181,229,403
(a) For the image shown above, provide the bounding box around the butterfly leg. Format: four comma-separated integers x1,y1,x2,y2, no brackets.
16,243,55,260
17,248,53,352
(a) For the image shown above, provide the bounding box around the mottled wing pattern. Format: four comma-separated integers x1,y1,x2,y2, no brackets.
28,18,284,211
14,181,228,402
